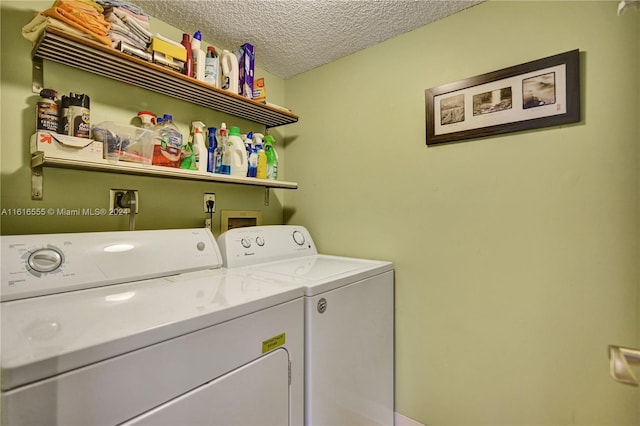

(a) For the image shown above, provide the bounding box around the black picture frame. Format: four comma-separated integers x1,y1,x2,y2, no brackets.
425,49,580,146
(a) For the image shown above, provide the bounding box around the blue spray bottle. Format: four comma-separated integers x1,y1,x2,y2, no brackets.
207,126,217,173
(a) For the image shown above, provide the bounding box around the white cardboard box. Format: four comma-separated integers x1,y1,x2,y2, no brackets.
30,131,103,161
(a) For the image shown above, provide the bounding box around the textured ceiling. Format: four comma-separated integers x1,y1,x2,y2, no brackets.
130,0,482,79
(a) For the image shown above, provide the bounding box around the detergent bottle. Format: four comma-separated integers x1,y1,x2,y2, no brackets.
263,134,279,180
220,49,239,94
153,114,182,168
191,31,206,82
181,34,193,78
219,123,231,174
204,46,219,87
191,121,207,172
254,133,268,179
228,126,248,177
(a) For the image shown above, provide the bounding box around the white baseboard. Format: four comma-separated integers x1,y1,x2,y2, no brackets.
394,412,425,426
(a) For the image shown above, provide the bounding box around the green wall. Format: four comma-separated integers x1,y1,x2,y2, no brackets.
284,1,639,425
0,1,288,236
1,1,639,425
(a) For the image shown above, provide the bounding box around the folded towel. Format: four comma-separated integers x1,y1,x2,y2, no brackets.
22,13,93,44
42,0,112,46
112,7,151,44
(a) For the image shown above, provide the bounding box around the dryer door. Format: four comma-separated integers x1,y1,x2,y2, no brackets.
123,348,290,425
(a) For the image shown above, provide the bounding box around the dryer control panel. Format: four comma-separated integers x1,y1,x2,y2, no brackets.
1,228,222,301
218,225,317,268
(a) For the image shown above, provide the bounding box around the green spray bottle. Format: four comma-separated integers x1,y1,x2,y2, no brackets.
263,134,278,180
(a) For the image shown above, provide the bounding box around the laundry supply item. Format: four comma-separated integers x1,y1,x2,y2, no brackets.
103,5,151,51
205,46,220,87
152,114,182,168
22,13,93,45
150,38,184,73
31,131,103,162
41,0,112,46
253,133,268,179
263,134,279,180
190,121,208,172
181,33,194,77
58,95,69,134
37,89,59,133
207,126,217,173
234,43,254,99
253,77,266,103
219,123,231,175
92,120,154,164
66,92,90,138
227,126,248,177
220,49,239,94
246,132,257,178
191,31,206,82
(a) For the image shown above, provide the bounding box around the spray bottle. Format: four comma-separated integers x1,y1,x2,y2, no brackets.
191,31,206,82
254,133,268,179
263,134,279,180
207,126,217,173
190,121,207,172
246,132,258,178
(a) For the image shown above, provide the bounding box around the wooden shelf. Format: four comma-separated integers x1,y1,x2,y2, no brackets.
32,27,299,128
31,151,297,190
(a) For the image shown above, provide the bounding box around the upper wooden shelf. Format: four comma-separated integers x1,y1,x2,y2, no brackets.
31,27,299,128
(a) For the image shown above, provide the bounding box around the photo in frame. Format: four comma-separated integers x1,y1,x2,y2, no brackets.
425,49,580,146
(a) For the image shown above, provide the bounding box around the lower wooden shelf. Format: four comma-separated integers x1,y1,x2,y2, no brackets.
31,151,297,200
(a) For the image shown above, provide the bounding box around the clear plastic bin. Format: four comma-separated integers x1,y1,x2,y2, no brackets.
92,121,155,165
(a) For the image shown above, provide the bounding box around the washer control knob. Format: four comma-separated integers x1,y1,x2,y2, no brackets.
256,237,265,247
241,237,252,248
28,248,63,273
292,230,305,246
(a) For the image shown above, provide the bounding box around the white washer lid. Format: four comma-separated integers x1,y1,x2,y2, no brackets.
1,268,304,391
241,254,393,296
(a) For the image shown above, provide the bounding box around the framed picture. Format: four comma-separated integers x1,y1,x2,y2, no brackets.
425,49,580,146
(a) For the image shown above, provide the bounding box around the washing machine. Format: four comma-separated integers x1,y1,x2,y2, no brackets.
218,225,395,426
1,228,304,426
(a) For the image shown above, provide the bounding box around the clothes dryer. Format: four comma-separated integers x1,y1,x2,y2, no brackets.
1,228,304,426
218,225,394,426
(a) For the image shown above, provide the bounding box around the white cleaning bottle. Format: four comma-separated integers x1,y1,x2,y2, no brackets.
191,31,206,82
191,121,208,172
221,49,239,94
228,126,248,177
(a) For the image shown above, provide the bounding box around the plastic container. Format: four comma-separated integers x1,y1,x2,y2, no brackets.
191,121,207,172
92,121,155,164
204,46,219,87
221,49,239,94
36,88,58,132
228,126,248,177
68,93,90,138
181,33,193,78
191,31,205,82
254,133,268,179
263,134,279,180
152,114,183,168
219,123,231,175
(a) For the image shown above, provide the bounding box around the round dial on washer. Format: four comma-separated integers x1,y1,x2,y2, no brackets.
292,230,306,246
241,237,252,248
28,248,63,273
256,236,265,247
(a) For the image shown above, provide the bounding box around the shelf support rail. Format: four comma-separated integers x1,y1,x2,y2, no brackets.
32,57,44,93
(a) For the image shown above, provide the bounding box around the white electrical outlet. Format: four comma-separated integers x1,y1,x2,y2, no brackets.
204,193,216,213
109,189,139,213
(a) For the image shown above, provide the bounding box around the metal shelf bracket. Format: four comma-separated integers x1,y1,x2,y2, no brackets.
32,57,43,93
